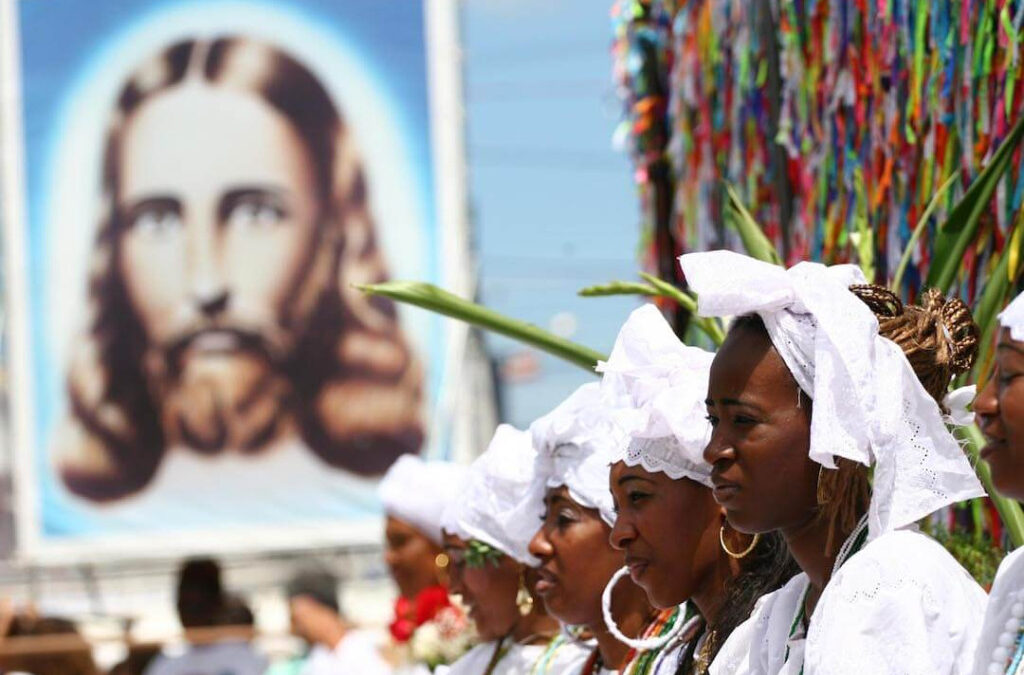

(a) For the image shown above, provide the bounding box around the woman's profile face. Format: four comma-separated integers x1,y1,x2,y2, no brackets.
442,532,521,641
527,486,624,627
703,323,817,535
117,82,319,348
384,516,442,599
608,462,721,608
976,328,1024,500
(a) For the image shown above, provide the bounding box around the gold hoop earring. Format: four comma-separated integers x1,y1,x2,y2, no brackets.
515,568,533,616
719,525,759,559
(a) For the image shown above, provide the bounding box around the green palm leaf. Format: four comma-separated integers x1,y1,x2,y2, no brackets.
358,281,606,372
926,115,1024,292
579,277,727,345
724,183,783,265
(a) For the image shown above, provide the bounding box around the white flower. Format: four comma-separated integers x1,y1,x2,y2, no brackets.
943,385,977,427
410,622,443,662
407,605,476,668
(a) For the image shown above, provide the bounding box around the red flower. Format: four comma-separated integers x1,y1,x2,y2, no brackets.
389,586,452,643
413,586,451,626
389,596,416,642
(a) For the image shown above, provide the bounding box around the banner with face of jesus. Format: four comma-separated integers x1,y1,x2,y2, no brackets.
0,0,462,558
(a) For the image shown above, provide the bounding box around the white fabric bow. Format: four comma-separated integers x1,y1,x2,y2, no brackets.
441,424,539,565
597,304,715,486
1000,291,1024,342
679,250,984,539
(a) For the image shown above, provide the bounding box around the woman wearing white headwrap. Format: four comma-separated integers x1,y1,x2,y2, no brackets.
378,456,473,672
973,290,1024,675
681,250,986,674
293,457,471,674
599,305,798,675
512,383,672,673
438,425,589,674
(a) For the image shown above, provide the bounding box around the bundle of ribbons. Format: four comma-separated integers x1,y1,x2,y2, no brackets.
612,0,1023,302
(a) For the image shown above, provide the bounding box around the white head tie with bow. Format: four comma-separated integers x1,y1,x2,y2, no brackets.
441,424,539,565
678,250,984,539
507,383,624,548
379,455,469,546
1000,291,1024,342
597,304,715,487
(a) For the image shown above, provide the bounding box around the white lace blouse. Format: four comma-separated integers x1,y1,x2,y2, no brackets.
972,546,1024,674
439,637,590,675
719,529,986,674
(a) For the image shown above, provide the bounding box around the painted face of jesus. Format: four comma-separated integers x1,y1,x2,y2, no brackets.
117,82,320,451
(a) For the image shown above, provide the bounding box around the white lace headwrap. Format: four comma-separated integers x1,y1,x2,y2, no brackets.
678,250,984,539
597,304,715,487
1000,291,1024,342
440,424,539,565
379,455,469,546
508,383,624,544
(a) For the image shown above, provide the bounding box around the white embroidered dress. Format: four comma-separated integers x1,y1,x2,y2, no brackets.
728,529,985,675
439,638,590,675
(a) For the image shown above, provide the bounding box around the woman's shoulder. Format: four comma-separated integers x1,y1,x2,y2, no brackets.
806,529,986,674
539,637,592,674
749,571,809,626
709,572,809,675
992,543,1024,594
832,528,984,596
443,641,499,675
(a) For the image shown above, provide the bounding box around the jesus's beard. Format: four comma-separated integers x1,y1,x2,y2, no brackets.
146,330,294,455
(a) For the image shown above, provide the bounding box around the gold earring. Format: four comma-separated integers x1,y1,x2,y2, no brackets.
434,552,449,586
515,568,533,616
719,525,759,559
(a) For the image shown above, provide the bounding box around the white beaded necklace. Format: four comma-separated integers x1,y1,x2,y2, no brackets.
987,589,1024,674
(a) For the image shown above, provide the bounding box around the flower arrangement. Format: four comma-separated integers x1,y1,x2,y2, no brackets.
409,603,476,669
388,585,475,671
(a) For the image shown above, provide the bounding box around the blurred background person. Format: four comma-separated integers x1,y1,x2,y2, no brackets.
0,604,100,675
144,557,266,675
107,643,162,675
377,455,473,672
270,565,392,674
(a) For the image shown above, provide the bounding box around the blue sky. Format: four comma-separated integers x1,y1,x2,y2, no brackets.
463,0,642,428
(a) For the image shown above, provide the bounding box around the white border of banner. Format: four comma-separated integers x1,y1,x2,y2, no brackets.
0,0,470,564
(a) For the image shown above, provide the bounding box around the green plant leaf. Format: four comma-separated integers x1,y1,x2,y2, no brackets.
890,170,960,292
638,273,699,313
724,183,783,265
579,276,727,346
578,281,660,297
969,238,1016,385
851,168,875,280
637,273,727,346
358,281,606,372
926,114,1024,291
